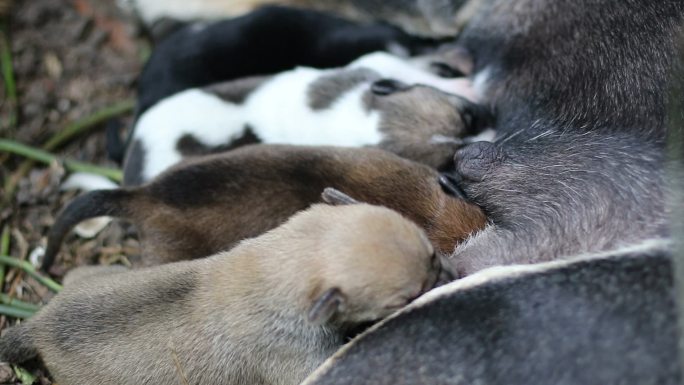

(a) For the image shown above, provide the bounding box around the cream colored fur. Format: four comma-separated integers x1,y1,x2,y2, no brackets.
5,204,437,385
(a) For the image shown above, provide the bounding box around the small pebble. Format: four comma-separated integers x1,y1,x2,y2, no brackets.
0,363,15,383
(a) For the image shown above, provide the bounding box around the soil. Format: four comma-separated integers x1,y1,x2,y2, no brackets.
0,0,148,383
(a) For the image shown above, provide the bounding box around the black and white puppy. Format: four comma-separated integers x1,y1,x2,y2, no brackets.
124,51,484,185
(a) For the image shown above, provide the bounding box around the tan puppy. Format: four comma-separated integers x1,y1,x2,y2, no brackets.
1,204,438,385
43,145,487,270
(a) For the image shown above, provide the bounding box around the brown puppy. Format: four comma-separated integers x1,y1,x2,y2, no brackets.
1,204,438,385
43,145,486,269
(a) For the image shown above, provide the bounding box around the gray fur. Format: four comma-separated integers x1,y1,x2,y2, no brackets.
447,131,671,275
440,0,684,276
308,68,380,110
0,326,37,364
304,241,681,385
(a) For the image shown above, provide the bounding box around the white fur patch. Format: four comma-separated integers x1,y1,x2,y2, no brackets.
246,67,382,147
473,66,492,97
127,0,259,25
429,134,463,145
349,52,473,97
61,172,119,191
465,128,497,143
133,89,248,181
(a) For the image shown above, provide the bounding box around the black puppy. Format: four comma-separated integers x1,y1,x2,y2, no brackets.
137,5,440,115
440,0,684,276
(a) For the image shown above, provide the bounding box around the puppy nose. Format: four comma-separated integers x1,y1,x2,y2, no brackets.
371,79,408,96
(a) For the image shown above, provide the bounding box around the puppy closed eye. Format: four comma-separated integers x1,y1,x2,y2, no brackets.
430,62,465,78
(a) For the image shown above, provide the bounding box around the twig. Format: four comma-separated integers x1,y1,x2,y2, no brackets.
0,139,123,181
0,20,17,132
0,255,63,292
3,161,30,203
0,304,33,319
0,293,40,312
0,225,8,289
43,99,134,151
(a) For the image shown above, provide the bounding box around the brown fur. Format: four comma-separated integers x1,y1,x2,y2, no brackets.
3,204,438,385
44,145,486,269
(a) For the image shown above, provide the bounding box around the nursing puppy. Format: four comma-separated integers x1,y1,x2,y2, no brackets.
125,51,483,185
136,5,441,115
0,204,440,385
302,240,680,385
42,145,486,270
434,0,684,275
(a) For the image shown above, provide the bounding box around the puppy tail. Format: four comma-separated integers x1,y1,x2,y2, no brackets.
42,189,134,272
0,325,38,363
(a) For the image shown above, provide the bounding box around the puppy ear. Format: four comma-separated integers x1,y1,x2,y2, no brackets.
321,187,360,206
308,287,347,324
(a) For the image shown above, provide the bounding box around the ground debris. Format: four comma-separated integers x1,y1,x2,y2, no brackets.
1,0,145,383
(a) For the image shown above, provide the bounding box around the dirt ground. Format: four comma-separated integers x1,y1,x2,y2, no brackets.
0,0,148,382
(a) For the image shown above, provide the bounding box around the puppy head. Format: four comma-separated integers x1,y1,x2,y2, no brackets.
364,80,491,168
301,204,439,326
368,80,488,137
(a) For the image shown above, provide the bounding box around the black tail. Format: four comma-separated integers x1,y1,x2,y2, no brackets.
105,118,126,165
0,325,37,363
42,189,134,272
